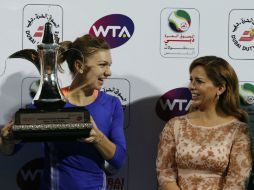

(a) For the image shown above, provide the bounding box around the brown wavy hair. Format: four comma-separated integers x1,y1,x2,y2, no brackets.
57,34,110,74
189,56,248,122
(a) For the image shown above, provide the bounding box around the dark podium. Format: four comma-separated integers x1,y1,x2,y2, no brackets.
10,22,92,141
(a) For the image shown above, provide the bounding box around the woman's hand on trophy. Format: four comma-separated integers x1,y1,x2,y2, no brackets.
77,116,115,160
0,120,21,145
0,120,21,155
78,117,105,144
1,120,14,142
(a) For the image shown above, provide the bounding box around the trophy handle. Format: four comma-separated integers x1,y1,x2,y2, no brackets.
8,49,40,72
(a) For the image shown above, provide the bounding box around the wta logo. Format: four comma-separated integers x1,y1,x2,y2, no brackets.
89,14,134,49
156,88,192,121
16,158,43,190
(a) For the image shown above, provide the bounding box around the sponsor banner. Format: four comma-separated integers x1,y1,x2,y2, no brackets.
14,156,129,190
160,8,199,58
101,78,130,128
21,77,65,108
0,142,43,190
16,158,43,190
23,4,63,49
106,156,129,190
239,81,254,107
248,109,254,189
239,81,254,139
89,14,135,49
239,81,254,189
107,177,126,190
229,9,254,59
21,77,39,107
0,59,6,76
0,58,39,125
156,87,192,121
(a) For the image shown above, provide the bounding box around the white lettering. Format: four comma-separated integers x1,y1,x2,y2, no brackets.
118,26,131,38
108,26,121,37
92,26,110,37
92,25,130,38
160,99,192,111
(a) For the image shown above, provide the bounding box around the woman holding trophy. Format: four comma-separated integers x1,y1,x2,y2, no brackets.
0,34,126,190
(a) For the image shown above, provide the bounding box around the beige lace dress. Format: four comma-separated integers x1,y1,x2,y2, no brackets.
156,115,252,190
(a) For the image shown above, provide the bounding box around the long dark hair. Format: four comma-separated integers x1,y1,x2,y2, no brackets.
189,56,248,122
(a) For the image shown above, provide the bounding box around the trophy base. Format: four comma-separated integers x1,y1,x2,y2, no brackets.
13,123,92,141
13,107,92,141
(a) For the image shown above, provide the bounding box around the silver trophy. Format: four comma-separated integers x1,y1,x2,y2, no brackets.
9,22,92,141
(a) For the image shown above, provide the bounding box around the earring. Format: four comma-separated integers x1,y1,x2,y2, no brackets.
79,70,83,74
216,93,220,101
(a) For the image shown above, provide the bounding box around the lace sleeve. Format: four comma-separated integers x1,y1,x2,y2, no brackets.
223,124,252,190
156,119,178,187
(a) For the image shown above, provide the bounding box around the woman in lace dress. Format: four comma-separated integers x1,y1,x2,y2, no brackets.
156,56,252,190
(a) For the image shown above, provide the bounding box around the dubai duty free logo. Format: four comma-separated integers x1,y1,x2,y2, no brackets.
24,14,60,45
160,8,199,58
229,9,254,59
23,4,63,49
89,14,135,49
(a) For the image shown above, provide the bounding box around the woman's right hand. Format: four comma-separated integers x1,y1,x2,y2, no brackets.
0,120,21,153
0,120,15,143
1,120,13,137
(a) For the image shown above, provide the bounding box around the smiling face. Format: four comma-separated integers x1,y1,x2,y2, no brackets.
82,49,112,90
189,66,222,111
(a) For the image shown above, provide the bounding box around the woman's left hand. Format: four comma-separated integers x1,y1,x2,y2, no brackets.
78,117,104,144
78,116,116,160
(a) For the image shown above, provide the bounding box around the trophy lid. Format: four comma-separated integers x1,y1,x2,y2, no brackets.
42,22,54,44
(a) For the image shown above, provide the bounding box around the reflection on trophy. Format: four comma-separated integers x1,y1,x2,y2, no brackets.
9,22,92,141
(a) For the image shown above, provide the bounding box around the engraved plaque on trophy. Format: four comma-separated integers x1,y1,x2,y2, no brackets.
9,22,92,141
